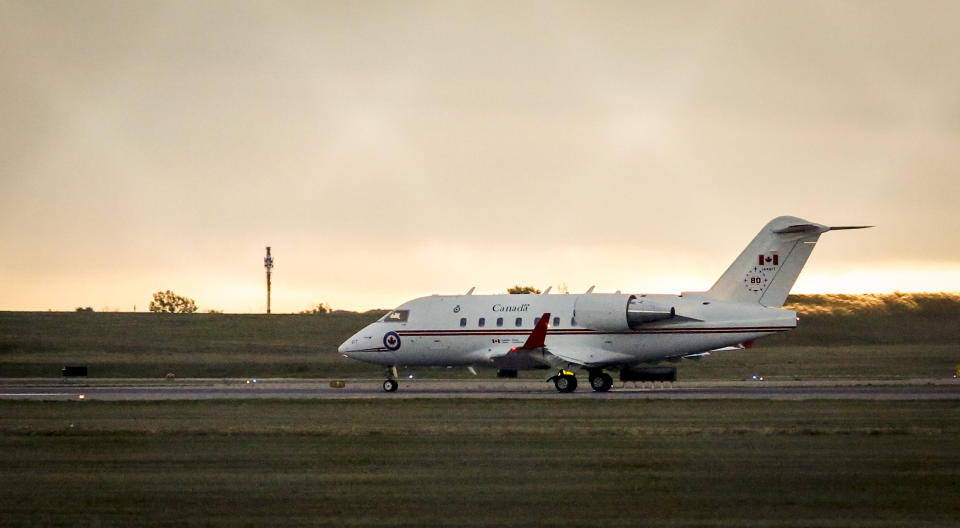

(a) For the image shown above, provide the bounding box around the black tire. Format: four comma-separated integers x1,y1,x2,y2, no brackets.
590,372,613,392
554,374,578,393
602,373,613,390
382,379,399,392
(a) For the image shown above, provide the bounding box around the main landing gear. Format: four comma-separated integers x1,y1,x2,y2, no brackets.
552,371,578,393
550,370,614,393
588,371,614,392
382,366,399,393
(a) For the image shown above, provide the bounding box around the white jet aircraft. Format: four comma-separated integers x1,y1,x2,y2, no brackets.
338,216,869,392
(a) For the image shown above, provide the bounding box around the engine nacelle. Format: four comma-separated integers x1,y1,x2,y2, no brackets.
573,294,635,331
627,297,676,326
573,294,677,331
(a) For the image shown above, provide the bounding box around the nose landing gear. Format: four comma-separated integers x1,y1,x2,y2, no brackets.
382,366,400,393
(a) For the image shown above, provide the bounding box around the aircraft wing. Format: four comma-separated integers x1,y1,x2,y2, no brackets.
487,312,636,369
677,341,753,361
541,344,634,368
705,340,753,353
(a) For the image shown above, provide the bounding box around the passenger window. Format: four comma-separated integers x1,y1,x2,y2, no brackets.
553,317,560,327
460,317,467,327
496,317,503,327
478,317,485,327
534,317,540,326
515,317,522,327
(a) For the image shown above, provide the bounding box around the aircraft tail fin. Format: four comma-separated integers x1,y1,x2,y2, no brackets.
704,216,870,308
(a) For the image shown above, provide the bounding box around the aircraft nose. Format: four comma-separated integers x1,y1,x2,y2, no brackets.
336,327,395,365
338,337,356,355
338,330,367,356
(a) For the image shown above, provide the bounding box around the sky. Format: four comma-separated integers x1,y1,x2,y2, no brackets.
2,0,959,313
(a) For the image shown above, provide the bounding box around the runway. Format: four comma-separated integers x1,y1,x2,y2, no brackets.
1,378,958,400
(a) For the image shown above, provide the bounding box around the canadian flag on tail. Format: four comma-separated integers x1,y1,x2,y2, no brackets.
759,253,779,266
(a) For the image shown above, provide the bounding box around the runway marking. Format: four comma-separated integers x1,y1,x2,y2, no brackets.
0,380,956,400
0,393,68,397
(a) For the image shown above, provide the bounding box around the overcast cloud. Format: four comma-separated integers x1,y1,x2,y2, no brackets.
2,1,958,312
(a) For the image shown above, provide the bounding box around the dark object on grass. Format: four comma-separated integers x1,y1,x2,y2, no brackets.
620,366,676,382
62,366,88,377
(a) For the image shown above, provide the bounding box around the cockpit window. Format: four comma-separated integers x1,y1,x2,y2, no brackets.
382,310,409,323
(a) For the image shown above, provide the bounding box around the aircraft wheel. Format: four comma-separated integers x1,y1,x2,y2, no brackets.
382,379,399,392
554,374,578,393
590,372,613,392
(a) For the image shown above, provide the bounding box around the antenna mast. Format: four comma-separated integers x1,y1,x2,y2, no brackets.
264,246,273,314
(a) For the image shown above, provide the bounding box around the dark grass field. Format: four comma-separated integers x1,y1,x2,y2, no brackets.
0,310,384,378
2,297,958,527
2,293,959,380
1,399,959,527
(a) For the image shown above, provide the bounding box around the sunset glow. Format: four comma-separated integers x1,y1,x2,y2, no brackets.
2,2,959,313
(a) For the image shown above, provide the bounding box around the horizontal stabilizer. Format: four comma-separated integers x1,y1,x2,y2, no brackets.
774,223,872,235
828,225,873,231
773,223,828,234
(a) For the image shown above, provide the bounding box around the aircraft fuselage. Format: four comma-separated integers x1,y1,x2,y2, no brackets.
339,293,796,370
337,216,870,392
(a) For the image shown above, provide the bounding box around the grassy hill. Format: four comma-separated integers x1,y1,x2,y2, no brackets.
0,310,386,378
774,292,960,346
1,293,957,379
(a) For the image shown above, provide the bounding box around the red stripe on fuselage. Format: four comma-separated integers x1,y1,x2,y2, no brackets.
395,326,792,337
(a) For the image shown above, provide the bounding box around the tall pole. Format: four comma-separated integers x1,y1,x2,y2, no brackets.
264,246,273,314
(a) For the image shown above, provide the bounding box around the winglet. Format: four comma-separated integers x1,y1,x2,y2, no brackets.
519,312,550,350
